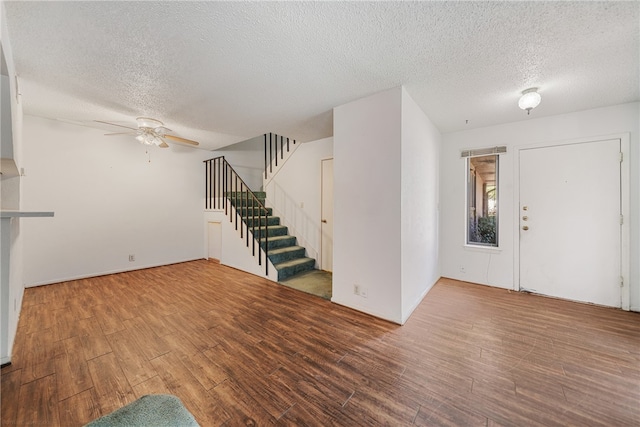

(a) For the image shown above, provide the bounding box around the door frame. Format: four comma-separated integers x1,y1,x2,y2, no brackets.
513,133,630,310
320,157,334,272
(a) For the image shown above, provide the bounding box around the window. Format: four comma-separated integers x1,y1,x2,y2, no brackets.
466,154,499,247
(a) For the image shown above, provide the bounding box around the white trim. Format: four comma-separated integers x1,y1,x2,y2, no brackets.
463,244,502,254
512,133,631,310
320,157,334,272
330,297,403,325
620,134,630,311
24,257,205,288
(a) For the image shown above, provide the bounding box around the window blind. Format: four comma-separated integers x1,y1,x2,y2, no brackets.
460,146,507,158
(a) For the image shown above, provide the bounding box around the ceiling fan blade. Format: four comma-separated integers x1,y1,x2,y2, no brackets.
104,131,138,136
164,134,200,146
94,120,138,131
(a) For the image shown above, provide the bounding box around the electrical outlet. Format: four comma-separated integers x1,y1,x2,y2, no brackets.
129,254,135,262
354,284,368,298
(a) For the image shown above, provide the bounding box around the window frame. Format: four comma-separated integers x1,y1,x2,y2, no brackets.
463,151,501,248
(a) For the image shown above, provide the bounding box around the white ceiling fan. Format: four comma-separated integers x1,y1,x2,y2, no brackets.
96,117,200,148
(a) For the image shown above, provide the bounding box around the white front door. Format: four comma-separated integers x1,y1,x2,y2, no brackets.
519,139,621,307
321,158,334,272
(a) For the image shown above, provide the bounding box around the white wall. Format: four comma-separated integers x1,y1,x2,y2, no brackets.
333,87,442,324
212,134,265,191
440,102,640,310
21,115,211,286
333,87,404,323
1,75,14,159
264,137,333,266
400,88,441,323
0,9,26,364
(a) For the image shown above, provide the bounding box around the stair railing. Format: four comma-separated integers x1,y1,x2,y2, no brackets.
264,133,297,179
204,156,269,275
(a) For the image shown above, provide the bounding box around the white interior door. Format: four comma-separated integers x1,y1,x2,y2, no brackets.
208,222,222,262
519,139,621,307
321,158,334,272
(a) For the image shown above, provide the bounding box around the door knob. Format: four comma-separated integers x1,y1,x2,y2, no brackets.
522,225,529,231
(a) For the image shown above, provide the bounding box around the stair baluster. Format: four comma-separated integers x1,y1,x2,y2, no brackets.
204,156,269,275
262,133,297,181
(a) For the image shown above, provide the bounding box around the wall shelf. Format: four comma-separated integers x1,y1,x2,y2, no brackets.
1,211,54,218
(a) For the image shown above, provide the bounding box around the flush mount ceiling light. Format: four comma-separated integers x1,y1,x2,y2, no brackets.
518,88,541,115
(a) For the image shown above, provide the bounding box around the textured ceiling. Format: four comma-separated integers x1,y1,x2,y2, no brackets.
2,1,639,150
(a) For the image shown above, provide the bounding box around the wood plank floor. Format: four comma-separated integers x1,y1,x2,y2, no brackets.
2,260,639,426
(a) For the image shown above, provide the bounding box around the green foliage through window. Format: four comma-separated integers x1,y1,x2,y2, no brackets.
467,155,498,247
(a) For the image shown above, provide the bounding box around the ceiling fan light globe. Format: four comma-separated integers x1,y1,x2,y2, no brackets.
139,134,155,145
136,117,164,129
155,126,170,137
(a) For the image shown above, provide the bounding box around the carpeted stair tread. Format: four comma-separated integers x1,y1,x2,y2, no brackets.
230,198,266,207
238,207,272,216
243,215,280,226
276,257,315,267
267,246,306,264
274,257,316,281
274,257,315,269
242,215,279,219
260,235,293,242
226,191,266,198
254,225,288,237
269,246,305,255
260,235,296,249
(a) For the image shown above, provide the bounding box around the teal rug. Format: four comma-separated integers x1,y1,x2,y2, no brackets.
85,394,199,427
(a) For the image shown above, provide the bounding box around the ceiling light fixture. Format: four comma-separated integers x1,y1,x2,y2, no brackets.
518,88,541,115
133,117,169,146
